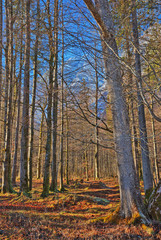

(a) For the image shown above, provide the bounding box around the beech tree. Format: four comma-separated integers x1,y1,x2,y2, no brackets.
83,0,150,221
131,0,153,195
28,0,40,191
20,0,31,193
42,0,54,197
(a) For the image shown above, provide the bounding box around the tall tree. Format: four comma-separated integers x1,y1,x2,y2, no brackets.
65,98,69,185
12,5,23,185
37,108,45,179
42,0,54,197
28,0,40,191
151,97,159,184
131,0,153,195
20,0,31,193
94,45,99,179
83,0,150,222
50,0,59,192
59,3,64,191
0,0,2,111
2,0,13,193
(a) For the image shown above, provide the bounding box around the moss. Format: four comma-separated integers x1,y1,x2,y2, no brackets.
127,212,141,225
148,181,161,220
145,188,153,202
90,205,120,224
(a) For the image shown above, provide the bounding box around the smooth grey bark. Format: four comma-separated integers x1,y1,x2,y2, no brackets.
28,0,40,191
0,0,2,174
12,14,23,186
126,36,140,180
85,148,89,181
60,6,64,191
37,108,45,179
50,0,58,192
2,0,13,193
20,0,31,193
131,0,153,195
65,99,69,185
3,0,9,161
94,48,99,179
0,0,2,111
42,53,53,197
42,0,53,197
83,0,150,222
2,0,11,193
151,97,159,184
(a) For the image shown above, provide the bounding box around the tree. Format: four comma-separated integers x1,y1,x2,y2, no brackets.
42,0,54,197
59,3,65,191
20,0,31,193
0,0,2,111
2,0,13,193
12,3,23,185
83,0,150,221
28,0,40,191
50,0,59,192
131,0,153,196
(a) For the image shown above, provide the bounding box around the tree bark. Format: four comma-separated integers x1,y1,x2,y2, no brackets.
12,2,23,186
60,4,64,191
65,99,69,185
131,0,153,195
151,97,159,184
28,0,40,191
50,0,59,192
37,108,45,179
20,0,31,193
94,45,99,179
0,0,2,111
83,0,150,222
2,0,13,193
42,0,53,197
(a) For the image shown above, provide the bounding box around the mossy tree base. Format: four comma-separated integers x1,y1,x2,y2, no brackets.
148,181,161,221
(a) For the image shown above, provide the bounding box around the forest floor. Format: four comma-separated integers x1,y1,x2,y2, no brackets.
0,178,161,239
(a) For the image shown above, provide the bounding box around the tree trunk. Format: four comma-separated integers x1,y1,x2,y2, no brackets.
20,0,31,193
28,0,40,191
0,0,2,111
42,0,53,197
12,3,23,186
2,0,10,192
50,0,59,192
83,0,150,222
94,45,99,179
65,99,69,185
37,109,45,179
0,0,2,175
2,0,13,193
60,5,64,191
131,0,153,195
126,35,140,181
151,97,159,184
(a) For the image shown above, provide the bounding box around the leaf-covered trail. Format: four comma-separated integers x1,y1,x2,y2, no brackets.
0,179,160,239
